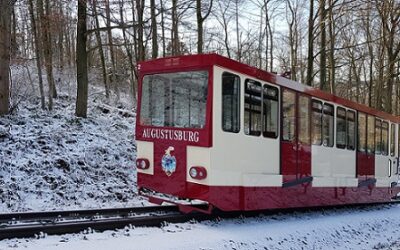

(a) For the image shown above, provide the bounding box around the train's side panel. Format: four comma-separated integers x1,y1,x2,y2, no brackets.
311,102,358,187
205,66,399,211
210,66,281,187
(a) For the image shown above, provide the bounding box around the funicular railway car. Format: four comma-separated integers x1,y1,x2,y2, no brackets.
135,54,400,213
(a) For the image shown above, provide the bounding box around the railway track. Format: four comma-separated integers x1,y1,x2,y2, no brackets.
0,201,399,241
0,205,209,240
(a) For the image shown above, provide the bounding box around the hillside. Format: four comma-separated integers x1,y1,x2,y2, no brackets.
0,66,144,212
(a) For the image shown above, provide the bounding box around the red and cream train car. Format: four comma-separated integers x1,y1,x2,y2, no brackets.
135,54,400,212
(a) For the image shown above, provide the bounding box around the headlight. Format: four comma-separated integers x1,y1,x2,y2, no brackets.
189,166,207,180
136,158,150,169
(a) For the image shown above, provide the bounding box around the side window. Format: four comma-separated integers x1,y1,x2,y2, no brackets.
322,103,334,147
390,123,395,156
244,79,262,136
336,107,346,149
358,113,367,152
347,111,356,150
382,121,389,156
311,100,323,145
282,89,296,141
222,72,240,133
262,85,279,138
298,95,311,144
375,119,382,155
367,115,375,154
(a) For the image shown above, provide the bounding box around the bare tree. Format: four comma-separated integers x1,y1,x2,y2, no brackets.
376,0,400,113
76,0,88,118
92,0,110,99
120,0,137,101
196,0,213,54
306,0,315,86
150,0,158,58
135,0,145,61
0,0,17,115
28,0,46,110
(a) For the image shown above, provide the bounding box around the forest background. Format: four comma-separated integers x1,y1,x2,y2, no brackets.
0,0,399,117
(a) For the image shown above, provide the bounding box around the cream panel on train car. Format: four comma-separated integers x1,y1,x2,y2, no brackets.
186,146,211,185
312,103,357,187
136,141,154,175
331,106,356,178
375,120,391,187
210,66,281,187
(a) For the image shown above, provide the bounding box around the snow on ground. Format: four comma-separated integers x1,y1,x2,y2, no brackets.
0,65,147,212
1,204,400,250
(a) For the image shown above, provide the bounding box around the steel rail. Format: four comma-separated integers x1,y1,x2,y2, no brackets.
0,212,210,240
0,205,179,223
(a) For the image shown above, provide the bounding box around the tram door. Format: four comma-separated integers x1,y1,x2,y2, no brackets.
280,89,312,184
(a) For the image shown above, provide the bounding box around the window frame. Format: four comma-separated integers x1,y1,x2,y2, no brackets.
221,72,241,133
281,89,296,142
140,70,209,129
375,119,382,155
336,107,347,149
346,110,356,151
322,103,334,147
390,123,395,156
398,124,400,158
298,95,311,145
244,79,262,136
358,112,367,153
366,115,375,155
262,84,279,139
311,99,323,145
381,121,389,156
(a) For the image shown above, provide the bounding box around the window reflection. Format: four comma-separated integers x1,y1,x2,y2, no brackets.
140,71,208,128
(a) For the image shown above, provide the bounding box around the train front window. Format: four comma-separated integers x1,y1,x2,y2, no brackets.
140,71,208,128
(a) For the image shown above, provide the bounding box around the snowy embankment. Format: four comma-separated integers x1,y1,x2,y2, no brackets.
1,204,400,249
0,65,146,212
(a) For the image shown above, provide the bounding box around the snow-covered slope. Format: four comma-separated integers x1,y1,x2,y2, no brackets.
0,66,145,212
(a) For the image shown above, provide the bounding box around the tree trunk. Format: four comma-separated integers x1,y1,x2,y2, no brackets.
150,0,158,58
105,0,117,96
120,0,137,102
11,5,17,58
93,0,110,99
28,0,46,110
57,1,64,69
171,0,179,55
45,0,57,99
160,0,166,57
234,0,241,61
136,0,145,61
76,0,88,118
319,0,327,91
327,0,335,94
0,0,15,115
38,0,54,110
196,0,203,54
196,0,213,55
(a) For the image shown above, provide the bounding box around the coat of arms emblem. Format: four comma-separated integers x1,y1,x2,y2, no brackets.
161,146,176,176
